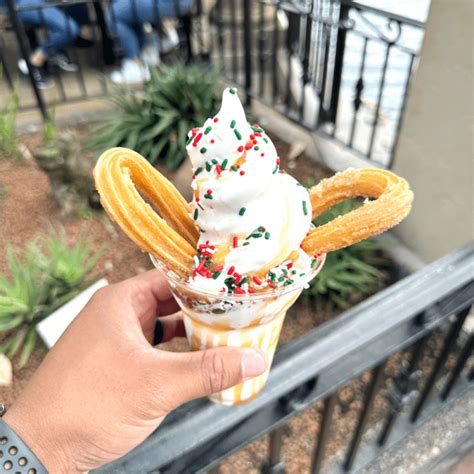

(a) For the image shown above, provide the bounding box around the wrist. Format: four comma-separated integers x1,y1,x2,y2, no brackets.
3,407,76,473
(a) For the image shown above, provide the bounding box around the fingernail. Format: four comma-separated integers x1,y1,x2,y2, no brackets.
242,350,267,379
153,320,163,345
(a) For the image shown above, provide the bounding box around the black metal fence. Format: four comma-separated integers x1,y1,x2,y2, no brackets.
0,0,205,117
97,242,474,473
210,0,425,167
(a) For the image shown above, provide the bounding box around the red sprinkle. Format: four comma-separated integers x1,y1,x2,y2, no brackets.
192,174,196,179
253,140,257,145
269,283,277,289
227,266,235,275
232,236,239,248
261,153,265,157
248,288,256,293
234,273,243,284
206,189,213,194
196,258,207,272
239,170,245,176
245,143,253,151
193,132,203,146
220,288,226,293
216,164,222,174
249,134,255,140
234,287,245,295
238,145,244,153
210,139,215,144
214,265,224,272
281,170,285,174
252,276,262,285
195,196,200,202
276,158,280,165
287,262,293,269
213,117,219,122
254,132,262,137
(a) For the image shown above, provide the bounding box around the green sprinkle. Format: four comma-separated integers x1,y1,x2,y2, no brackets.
264,232,270,240
193,209,198,220
229,88,236,94
200,147,207,154
230,119,236,129
241,276,248,284
249,233,263,239
204,194,213,199
212,159,218,164
186,136,193,145
213,271,222,280
254,146,259,151
258,226,265,232
239,207,246,216
272,165,279,174
299,272,305,277
204,126,212,135
263,138,269,143
311,259,318,268
292,270,297,275
278,276,285,282
205,161,212,172
221,159,228,169
282,269,288,275
234,129,242,140
195,167,203,175
243,241,250,246
251,126,264,132
231,165,238,172
302,201,308,216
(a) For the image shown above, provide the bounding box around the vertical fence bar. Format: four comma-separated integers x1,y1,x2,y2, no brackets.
230,0,238,80
299,10,313,122
311,393,337,474
243,0,252,106
388,52,416,168
88,1,108,94
367,43,391,158
271,5,279,103
440,333,473,401
262,426,285,474
4,0,48,119
348,37,367,147
0,45,14,91
284,12,293,113
258,1,266,97
411,307,470,422
343,362,386,471
378,335,428,446
327,0,349,132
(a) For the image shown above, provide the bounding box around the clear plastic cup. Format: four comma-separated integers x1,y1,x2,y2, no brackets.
150,254,325,406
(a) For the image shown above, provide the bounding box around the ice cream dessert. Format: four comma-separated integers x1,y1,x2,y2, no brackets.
186,87,317,295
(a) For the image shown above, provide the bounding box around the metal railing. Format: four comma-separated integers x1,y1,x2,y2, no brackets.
98,242,474,473
0,0,205,118
210,0,425,167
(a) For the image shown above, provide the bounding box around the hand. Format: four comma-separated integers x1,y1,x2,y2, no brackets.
4,270,267,472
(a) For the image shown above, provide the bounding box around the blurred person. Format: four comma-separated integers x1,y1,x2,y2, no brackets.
107,0,192,85
0,269,267,471
1,0,90,89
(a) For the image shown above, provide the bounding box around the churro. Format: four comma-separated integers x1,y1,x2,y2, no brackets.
302,168,413,255
94,147,198,277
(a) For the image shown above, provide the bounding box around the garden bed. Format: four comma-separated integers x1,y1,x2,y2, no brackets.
0,124,406,472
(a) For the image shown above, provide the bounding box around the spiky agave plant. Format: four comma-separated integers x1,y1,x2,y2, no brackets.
302,199,392,310
0,228,105,367
89,63,220,170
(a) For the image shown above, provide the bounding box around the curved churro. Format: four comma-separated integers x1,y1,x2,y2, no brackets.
94,147,199,277
302,168,413,255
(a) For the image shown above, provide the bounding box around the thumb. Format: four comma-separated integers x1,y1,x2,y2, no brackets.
158,347,267,408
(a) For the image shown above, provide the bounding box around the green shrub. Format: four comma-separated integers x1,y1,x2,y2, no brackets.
303,199,392,310
0,227,105,367
0,91,20,160
89,63,220,170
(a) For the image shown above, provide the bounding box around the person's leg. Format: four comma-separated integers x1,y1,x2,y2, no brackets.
16,0,79,64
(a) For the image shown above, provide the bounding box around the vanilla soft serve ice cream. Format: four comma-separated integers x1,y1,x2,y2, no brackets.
186,88,318,295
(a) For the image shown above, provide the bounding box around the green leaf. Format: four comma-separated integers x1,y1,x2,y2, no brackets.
18,328,37,368
0,314,24,332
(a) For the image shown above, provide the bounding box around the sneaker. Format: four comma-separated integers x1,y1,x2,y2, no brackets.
110,59,150,85
17,58,55,90
160,26,179,54
141,42,161,67
50,52,78,72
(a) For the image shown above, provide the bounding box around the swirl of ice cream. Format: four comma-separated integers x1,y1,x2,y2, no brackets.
186,88,315,294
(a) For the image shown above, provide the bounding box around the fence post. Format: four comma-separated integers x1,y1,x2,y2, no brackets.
243,0,252,106
4,0,48,120
327,1,349,125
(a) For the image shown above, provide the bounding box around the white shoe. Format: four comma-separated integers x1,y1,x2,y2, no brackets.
160,27,179,54
141,42,161,67
110,59,150,85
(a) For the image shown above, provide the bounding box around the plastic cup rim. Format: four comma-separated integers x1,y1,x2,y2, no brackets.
149,252,326,302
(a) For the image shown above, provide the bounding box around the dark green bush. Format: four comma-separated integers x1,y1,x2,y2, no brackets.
89,63,220,170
